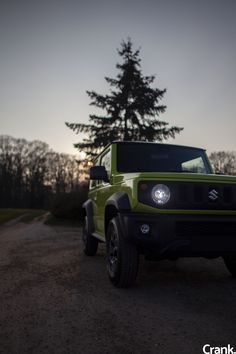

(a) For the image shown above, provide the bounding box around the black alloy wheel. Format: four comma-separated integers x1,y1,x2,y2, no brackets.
106,216,139,288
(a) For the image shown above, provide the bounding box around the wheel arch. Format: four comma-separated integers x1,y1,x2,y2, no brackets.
105,192,131,236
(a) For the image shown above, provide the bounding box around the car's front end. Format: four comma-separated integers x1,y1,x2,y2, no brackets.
120,179,236,259
113,142,236,259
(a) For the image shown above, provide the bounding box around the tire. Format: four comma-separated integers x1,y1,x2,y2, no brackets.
106,216,139,288
83,215,98,256
223,257,236,277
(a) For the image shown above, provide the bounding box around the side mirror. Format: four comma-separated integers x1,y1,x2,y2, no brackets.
90,166,109,182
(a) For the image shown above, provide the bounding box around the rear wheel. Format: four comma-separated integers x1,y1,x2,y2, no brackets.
83,216,98,256
223,257,236,277
106,216,139,288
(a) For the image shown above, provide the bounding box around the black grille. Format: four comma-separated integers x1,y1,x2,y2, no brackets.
176,221,236,238
138,181,236,210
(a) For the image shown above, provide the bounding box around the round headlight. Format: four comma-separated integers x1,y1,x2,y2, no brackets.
151,184,170,205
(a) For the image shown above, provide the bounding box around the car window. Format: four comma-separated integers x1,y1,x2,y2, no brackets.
181,157,207,173
117,143,211,174
100,149,111,176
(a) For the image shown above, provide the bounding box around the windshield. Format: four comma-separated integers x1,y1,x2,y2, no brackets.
117,143,211,174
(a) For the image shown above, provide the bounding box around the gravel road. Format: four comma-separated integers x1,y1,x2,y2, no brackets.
0,219,236,354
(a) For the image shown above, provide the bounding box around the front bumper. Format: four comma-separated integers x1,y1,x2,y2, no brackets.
119,212,236,258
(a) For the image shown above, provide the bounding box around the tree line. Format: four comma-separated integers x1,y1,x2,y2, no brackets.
209,151,236,175
0,135,88,209
0,134,235,211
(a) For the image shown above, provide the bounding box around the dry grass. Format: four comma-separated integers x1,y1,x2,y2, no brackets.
0,209,46,225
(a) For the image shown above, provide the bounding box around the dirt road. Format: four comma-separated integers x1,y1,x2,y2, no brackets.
0,220,236,354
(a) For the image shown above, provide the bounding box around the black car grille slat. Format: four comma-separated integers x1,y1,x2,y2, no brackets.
138,181,236,210
193,185,204,203
178,184,188,202
223,187,231,204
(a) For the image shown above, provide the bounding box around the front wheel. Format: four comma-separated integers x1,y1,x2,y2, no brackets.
82,216,98,256
106,217,139,288
223,257,236,277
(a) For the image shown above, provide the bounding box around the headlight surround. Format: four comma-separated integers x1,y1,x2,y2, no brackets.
151,184,171,205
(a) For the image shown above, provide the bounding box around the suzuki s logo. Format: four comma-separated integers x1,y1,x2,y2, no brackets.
209,189,219,201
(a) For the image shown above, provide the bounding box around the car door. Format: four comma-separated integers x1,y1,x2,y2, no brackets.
88,158,100,233
96,148,112,236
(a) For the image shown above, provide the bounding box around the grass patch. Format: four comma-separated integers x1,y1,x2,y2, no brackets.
0,209,47,225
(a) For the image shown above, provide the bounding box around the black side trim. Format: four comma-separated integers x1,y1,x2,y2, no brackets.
106,192,131,211
82,199,95,234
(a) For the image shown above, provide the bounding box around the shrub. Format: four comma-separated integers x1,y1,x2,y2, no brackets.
51,186,88,220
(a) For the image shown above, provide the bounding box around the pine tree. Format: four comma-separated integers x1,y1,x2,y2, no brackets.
66,39,183,157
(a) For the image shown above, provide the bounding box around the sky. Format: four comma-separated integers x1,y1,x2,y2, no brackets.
0,0,236,156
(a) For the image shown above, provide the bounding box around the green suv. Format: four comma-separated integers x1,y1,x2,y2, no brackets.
82,141,236,287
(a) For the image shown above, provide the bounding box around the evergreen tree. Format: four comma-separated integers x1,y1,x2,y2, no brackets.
66,39,183,157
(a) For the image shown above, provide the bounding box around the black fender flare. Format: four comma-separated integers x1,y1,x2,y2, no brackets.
82,199,95,234
104,192,131,235
105,192,131,211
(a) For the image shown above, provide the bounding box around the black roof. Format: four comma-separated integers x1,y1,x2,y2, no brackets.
111,140,205,151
